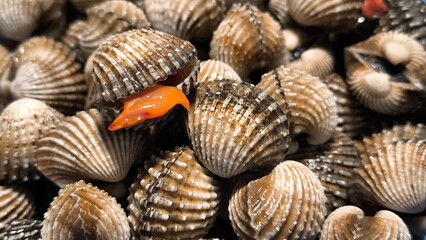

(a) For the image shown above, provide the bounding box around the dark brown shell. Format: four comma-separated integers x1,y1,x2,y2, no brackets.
0,219,42,240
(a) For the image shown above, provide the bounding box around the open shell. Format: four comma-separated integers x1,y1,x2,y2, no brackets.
187,80,291,178
198,60,241,83
0,219,42,240
128,146,220,239
229,161,327,239
0,184,35,229
41,180,130,240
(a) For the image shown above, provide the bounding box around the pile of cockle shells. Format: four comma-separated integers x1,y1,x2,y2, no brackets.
0,0,426,239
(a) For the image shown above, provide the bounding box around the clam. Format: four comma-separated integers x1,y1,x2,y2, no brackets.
229,161,327,239
224,0,265,9
186,80,291,178
282,28,309,52
128,146,220,239
41,180,130,240
0,184,35,229
345,31,426,114
210,4,288,80
0,98,64,182
70,0,113,12
321,206,411,240
267,0,292,27
257,67,338,145
198,60,242,83
0,219,42,240
0,45,12,107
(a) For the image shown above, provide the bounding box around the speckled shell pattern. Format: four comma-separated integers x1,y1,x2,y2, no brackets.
41,180,130,240
0,184,35,229
128,146,220,239
198,60,242,83
0,219,42,240
321,206,411,240
36,108,146,187
187,80,291,178
257,67,338,145
0,98,64,182
229,161,327,239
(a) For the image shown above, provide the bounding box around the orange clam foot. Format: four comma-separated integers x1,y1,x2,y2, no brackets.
362,0,388,17
108,84,190,131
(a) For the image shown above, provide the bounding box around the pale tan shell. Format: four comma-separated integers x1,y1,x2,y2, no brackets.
257,67,338,145
286,46,335,78
268,0,292,27
128,146,220,239
0,45,12,106
70,0,113,12
41,180,130,240
10,37,86,115
187,80,291,178
210,4,288,80
0,98,64,182
229,161,327,239
345,31,426,114
63,0,151,62
36,109,146,187
0,219,42,240
198,60,242,83
287,0,363,30
144,0,225,41
0,184,35,229
321,206,411,240
224,0,265,9
282,28,309,52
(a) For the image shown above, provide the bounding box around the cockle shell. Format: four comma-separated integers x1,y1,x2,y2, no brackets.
229,161,327,239
0,45,12,107
128,146,220,239
345,31,426,114
257,67,338,145
286,45,335,79
10,37,87,115
41,180,130,240
186,80,291,178
0,219,42,240
144,0,226,41
282,28,310,52
267,0,292,27
36,108,146,187
198,60,242,83
210,4,288,80
0,98,64,182
287,0,363,30
224,0,265,9
321,206,411,240
0,184,35,229
70,0,113,12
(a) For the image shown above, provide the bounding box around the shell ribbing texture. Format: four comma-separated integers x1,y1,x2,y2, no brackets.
267,0,292,27
70,0,113,12
0,219,42,240
41,180,130,240
0,45,12,104
187,80,291,178
229,161,327,239
128,146,220,239
286,46,335,78
198,60,242,83
0,184,35,230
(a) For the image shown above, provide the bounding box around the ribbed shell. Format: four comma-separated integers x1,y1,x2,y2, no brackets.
344,31,426,114
0,98,64,182
0,219,42,240
187,80,291,178
70,0,113,12
286,46,335,78
198,60,242,83
10,37,86,115
41,180,130,240
0,45,12,105
144,0,225,41
210,4,288,80
287,133,361,213
128,146,220,239
287,0,363,30
224,0,265,9
229,161,327,239
0,184,35,229
36,108,145,187
63,0,151,62
268,0,292,27
258,67,338,145
321,206,411,240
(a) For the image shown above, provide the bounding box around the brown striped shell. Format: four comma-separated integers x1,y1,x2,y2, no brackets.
210,4,288,80
344,31,426,114
0,219,42,240
143,0,226,41
267,0,291,27
286,45,335,79
321,206,411,240
257,67,338,145
36,109,146,187
70,0,113,12
0,98,64,182
0,184,35,229
128,146,220,239
229,161,327,239
0,45,12,107
10,37,86,115
224,0,265,9
198,60,242,83
41,180,130,240
186,80,291,178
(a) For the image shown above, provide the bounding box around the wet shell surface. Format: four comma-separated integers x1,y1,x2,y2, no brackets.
344,31,426,114
210,4,287,80
128,146,220,239
321,206,411,240
36,108,146,187
0,219,42,240
187,80,291,178
41,180,130,240
0,98,65,182
198,60,242,83
229,161,327,239
144,0,226,41
10,37,87,115
286,45,335,79
257,67,338,145
0,184,35,229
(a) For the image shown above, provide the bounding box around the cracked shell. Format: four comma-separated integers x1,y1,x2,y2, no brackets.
198,60,241,83
0,184,35,230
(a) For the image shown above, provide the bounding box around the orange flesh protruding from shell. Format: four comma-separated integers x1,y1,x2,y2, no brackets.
362,0,388,17
108,84,190,131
